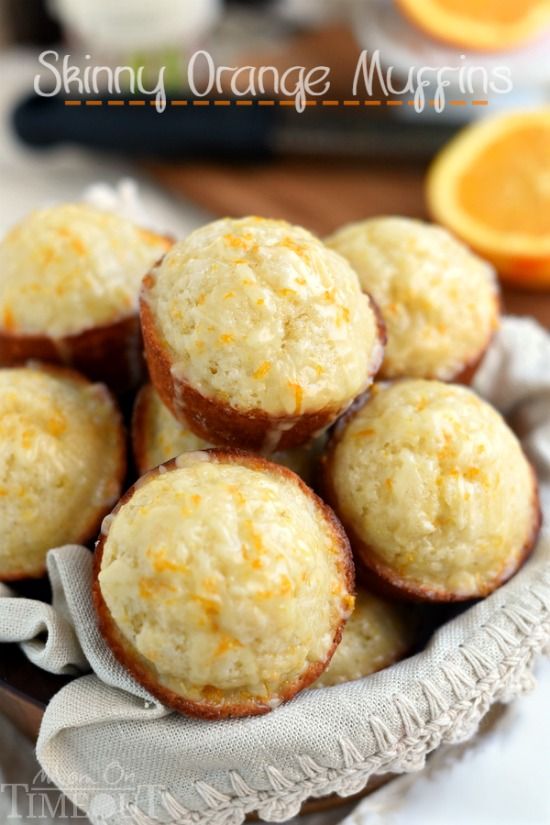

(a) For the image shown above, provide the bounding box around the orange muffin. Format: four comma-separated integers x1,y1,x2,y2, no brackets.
94,449,354,719
0,364,125,581
140,216,385,451
312,589,415,688
326,217,499,382
0,203,172,390
323,380,541,602
132,383,325,484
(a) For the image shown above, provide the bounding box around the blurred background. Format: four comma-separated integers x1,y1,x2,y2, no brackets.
0,0,549,328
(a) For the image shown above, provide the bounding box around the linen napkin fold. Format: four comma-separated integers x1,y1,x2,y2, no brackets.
0,316,549,825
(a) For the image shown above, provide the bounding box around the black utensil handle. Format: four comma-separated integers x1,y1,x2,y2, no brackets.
12,93,277,160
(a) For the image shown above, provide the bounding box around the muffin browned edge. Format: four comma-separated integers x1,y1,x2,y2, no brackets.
321,390,542,603
139,274,386,451
93,448,356,719
0,362,127,582
0,239,173,393
131,384,156,477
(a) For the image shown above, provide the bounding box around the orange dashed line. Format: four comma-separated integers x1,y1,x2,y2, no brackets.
64,97,491,109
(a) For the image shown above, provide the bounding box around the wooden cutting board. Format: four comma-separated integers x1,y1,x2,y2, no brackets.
148,155,550,327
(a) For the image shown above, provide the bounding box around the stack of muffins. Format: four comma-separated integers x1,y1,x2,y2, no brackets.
0,206,541,719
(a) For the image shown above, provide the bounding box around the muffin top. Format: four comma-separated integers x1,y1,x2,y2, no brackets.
97,451,354,709
328,380,538,599
326,217,499,380
142,217,383,416
133,384,324,482
0,203,171,338
0,366,124,579
313,589,414,687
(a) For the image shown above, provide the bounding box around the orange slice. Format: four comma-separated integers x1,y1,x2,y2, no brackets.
426,109,550,289
396,0,550,52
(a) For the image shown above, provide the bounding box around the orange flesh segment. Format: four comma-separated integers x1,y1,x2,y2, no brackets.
435,0,548,26
457,125,550,238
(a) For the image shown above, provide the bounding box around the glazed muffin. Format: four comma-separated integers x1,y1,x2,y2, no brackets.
326,217,499,382
132,383,325,484
323,380,541,602
140,216,385,451
313,589,415,688
94,449,354,718
0,203,172,390
0,365,125,581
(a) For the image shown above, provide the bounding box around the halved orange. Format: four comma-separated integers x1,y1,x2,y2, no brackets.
427,110,550,289
396,0,550,52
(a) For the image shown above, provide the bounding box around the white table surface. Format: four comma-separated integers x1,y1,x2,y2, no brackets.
0,47,548,825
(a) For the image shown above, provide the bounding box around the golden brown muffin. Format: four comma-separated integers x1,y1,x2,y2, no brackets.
140,216,385,451
312,589,415,688
94,449,354,719
326,217,500,382
323,380,541,602
0,364,125,581
132,383,325,484
0,203,172,390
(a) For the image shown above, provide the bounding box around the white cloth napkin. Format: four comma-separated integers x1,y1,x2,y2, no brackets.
0,317,549,825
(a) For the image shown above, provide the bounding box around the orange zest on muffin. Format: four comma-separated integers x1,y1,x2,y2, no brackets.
140,216,385,451
322,380,541,602
0,364,125,581
326,217,499,382
93,449,354,718
0,203,172,390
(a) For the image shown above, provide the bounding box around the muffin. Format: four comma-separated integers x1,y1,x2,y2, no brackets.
93,449,354,718
0,203,172,390
0,364,125,581
140,216,385,451
326,217,499,382
313,589,415,688
323,380,541,602
132,383,325,484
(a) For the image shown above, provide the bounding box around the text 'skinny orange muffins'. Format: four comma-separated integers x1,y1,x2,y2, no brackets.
132,383,325,484
0,203,172,390
93,449,354,719
326,217,499,382
140,217,385,451
312,589,416,688
0,364,125,581
323,380,541,602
